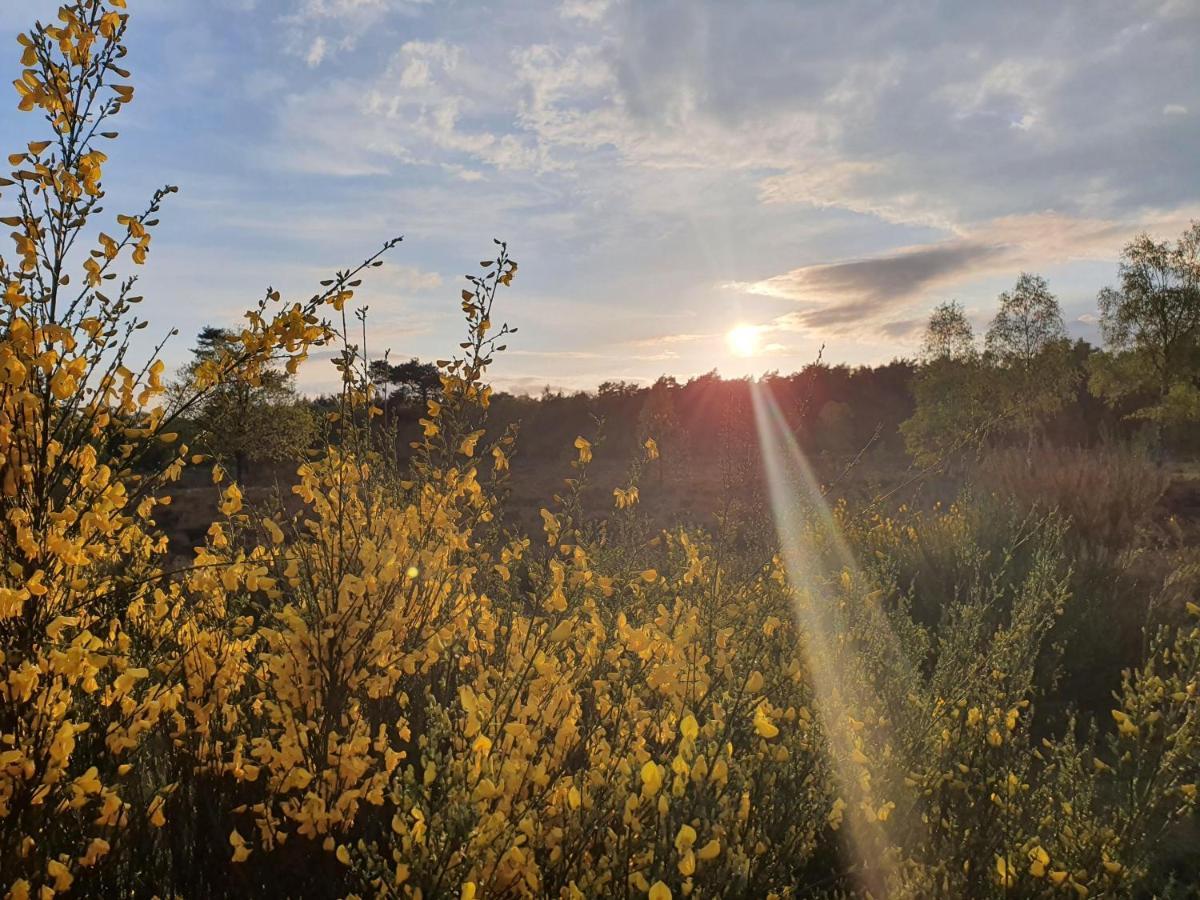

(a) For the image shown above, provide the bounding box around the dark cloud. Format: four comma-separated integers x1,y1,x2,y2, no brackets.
750,241,1002,328
742,207,1200,338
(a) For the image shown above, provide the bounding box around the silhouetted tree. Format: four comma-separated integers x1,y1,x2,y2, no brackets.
369,357,441,405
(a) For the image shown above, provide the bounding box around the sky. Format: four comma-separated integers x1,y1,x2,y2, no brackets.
2,0,1198,395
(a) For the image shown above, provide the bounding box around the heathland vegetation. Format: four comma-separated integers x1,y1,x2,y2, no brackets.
2,3,1200,898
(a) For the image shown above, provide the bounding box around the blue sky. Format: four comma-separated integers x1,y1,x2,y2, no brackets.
3,0,1198,394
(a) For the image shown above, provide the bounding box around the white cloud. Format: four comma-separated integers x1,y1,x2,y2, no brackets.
380,265,443,293
280,0,433,67
939,58,1064,134
305,35,327,67
559,0,609,22
266,0,1199,243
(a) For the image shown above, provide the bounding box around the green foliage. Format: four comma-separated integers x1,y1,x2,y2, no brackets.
179,326,316,482
904,275,1088,466
984,273,1077,444
900,356,997,467
921,301,975,362
1090,222,1200,439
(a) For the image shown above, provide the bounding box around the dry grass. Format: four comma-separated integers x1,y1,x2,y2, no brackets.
974,444,1169,551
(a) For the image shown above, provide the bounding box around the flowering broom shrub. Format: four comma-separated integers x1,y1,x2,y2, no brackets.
2,3,1199,898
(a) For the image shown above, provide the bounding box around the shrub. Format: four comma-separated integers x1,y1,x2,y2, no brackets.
973,444,1168,555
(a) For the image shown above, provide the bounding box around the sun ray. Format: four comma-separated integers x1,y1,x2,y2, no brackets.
749,379,923,895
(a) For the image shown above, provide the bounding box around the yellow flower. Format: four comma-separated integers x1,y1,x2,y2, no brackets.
219,483,243,516
641,761,663,797
1112,709,1139,737
148,795,167,828
459,431,483,456
540,508,561,545
753,704,779,739
50,368,77,399
995,856,1015,888
573,435,592,464
679,714,699,742
614,486,640,509
263,518,284,545
709,757,729,786
1029,845,1050,877
46,859,73,892
648,882,672,900
674,824,697,852
230,830,251,863
549,618,574,642
80,838,110,868
139,355,162,387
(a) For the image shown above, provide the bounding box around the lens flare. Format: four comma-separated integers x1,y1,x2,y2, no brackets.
748,379,920,895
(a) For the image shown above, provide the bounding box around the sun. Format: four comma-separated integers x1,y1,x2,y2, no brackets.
726,324,761,357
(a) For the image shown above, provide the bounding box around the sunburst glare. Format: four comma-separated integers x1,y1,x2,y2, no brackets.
726,324,762,357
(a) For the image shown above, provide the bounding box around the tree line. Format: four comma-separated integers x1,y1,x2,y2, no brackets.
177,223,1199,482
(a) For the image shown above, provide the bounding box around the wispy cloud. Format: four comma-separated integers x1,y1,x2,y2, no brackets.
730,242,1004,328
727,208,1200,336
305,36,327,67
377,265,443,293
